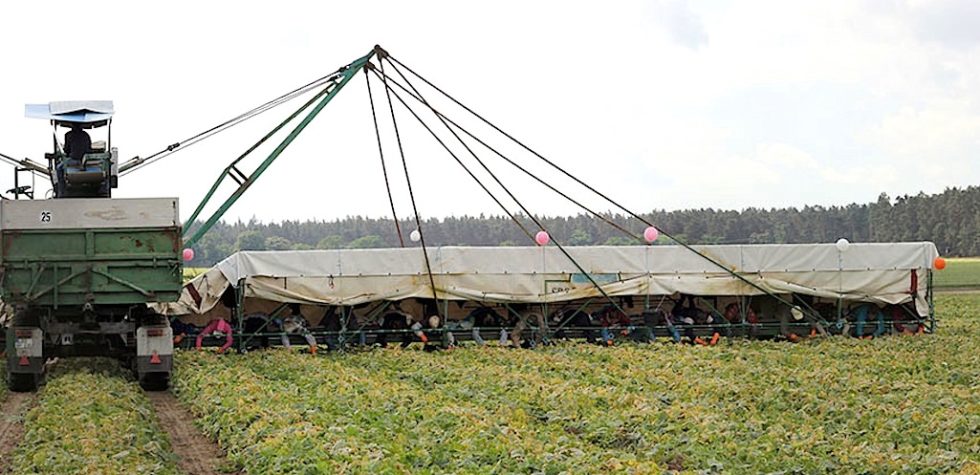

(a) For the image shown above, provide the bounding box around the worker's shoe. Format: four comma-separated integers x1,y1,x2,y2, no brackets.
709,332,720,346
809,328,818,338
309,345,318,356
693,337,708,346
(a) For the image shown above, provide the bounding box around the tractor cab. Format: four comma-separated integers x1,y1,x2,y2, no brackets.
25,101,119,198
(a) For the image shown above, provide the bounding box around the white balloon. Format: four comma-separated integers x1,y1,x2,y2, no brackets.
409,229,421,242
835,238,850,252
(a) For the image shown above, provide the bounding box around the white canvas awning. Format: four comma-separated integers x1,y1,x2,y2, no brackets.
156,242,938,319
25,100,114,124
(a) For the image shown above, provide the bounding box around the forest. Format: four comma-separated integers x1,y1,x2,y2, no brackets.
185,185,979,266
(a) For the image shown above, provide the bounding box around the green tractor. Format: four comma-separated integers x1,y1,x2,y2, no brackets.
3,101,181,391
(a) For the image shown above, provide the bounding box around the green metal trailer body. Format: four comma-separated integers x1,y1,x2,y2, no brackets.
2,227,182,306
2,197,182,391
1,198,182,306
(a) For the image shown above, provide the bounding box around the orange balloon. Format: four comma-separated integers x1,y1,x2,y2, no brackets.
933,257,946,270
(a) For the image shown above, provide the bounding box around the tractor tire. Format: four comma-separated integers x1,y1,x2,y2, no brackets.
12,308,40,327
139,372,170,392
7,371,38,392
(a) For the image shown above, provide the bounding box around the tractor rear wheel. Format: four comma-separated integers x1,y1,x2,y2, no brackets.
7,371,39,392
139,372,170,391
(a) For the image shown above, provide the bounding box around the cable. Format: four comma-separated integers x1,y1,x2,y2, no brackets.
123,79,331,175
120,71,343,176
364,69,405,247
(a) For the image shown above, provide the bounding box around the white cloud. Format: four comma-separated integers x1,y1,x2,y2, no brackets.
863,102,980,157
859,100,980,188
755,143,818,169
906,0,980,50
649,0,709,50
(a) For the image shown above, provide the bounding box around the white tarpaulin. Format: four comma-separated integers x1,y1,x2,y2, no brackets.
156,242,938,319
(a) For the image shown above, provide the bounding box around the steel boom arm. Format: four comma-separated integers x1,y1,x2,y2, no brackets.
181,49,376,248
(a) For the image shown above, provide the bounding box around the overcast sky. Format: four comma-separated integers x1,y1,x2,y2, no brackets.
1,0,977,224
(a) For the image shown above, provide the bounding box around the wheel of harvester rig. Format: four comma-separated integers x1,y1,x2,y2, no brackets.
7,370,39,392
139,372,170,392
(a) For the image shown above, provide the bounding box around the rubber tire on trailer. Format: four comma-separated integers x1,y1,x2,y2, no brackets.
12,309,40,327
139,372,170,392
7,371,38,392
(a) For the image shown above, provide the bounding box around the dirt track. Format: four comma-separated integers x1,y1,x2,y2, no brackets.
146,391,236,475
0,393,34,473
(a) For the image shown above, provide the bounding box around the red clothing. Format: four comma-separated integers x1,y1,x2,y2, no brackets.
196,319,234,353
599,310,632,328
724,303,759,324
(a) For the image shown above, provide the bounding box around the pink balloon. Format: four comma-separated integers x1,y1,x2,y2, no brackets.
643,226,659,243
182,248,195,262
534,231,550,246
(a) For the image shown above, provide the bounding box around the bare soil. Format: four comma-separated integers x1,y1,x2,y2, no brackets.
146,391,237,475
0,393,34,473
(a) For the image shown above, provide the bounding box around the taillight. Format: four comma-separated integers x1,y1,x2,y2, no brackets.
147,328,166,337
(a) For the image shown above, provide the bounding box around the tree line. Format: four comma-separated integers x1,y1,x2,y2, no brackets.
185,185,979,266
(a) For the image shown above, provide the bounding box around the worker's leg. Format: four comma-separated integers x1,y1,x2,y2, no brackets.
532,313,549,345
400,330,413,348
511,317,527,347
445,331,456,348
600,327,613,345
580,328,595,344
853,305,869,338
704,315,721,345
872,309,886,338
678,321,696,344
633,326,652,343
302,332,317,354
660,313,682,343
471,328,486,345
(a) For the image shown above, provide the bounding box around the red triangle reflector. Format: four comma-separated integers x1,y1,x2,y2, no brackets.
150,351,161,365
18,356,29,366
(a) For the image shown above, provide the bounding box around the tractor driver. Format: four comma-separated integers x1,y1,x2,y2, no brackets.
63,123,91,162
